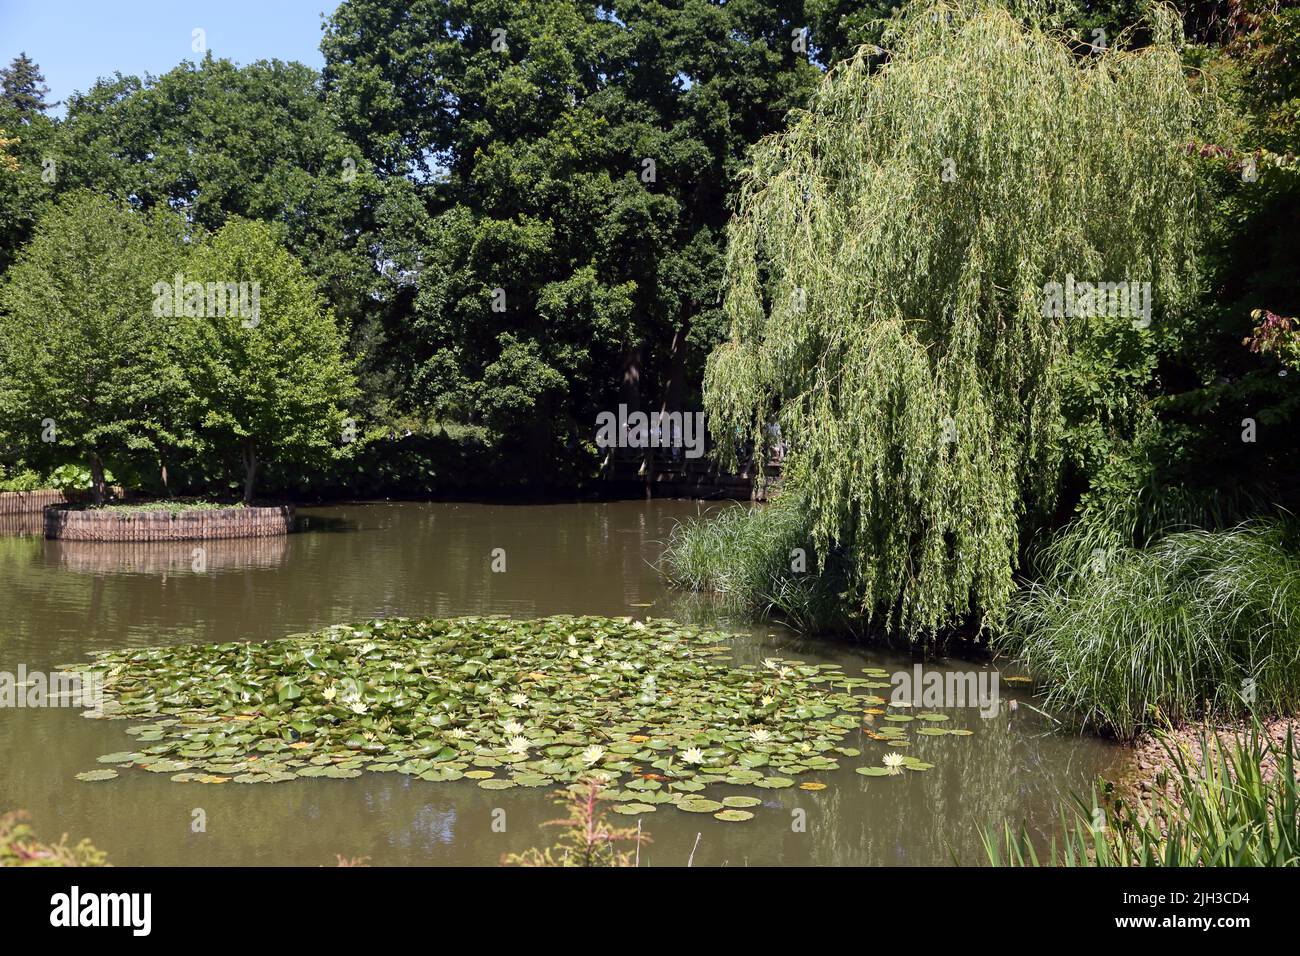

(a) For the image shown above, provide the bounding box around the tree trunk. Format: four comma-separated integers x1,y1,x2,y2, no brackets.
242,443,259,505
89,455,106,508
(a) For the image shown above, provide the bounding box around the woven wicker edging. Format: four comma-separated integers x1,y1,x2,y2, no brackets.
44,503,295,541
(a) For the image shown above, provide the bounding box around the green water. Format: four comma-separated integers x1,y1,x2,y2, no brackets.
0,500,1122,865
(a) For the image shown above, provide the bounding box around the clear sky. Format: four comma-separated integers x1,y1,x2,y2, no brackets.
0,0,333,114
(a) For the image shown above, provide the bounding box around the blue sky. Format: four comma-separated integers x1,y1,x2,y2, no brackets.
0,0,332,114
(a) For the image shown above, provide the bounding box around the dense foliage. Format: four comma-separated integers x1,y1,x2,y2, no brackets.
0,192,187,503
701,0,1211,639
0,192,358,503
1,4,1296,682
1003,520,1300,738
320,0,826,472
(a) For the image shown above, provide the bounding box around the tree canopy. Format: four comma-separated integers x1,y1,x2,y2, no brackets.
0,190,187,503
321,0,825,468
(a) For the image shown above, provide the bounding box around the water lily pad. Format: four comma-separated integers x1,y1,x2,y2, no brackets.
62,614,971,805
76,769,118,782
713,809,754,821
722,796,762,808
677,798,725,813
96,752,140,764
612,802,657,814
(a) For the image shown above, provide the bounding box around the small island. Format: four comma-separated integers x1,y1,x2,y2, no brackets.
43,500,295,541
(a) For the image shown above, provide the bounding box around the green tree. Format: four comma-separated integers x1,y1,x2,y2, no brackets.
181,218,359,503
0,53,56,118
54,55,419,406
703,0,1211,640
321,0,822,476
0,101,60,272
1144,1,1300,512
0,191,187,504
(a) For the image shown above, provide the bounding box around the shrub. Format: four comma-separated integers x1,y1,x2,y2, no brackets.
661,490,851,634
0,810,110,867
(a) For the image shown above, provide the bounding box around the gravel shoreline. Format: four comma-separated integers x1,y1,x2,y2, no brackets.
1123,716,1300,800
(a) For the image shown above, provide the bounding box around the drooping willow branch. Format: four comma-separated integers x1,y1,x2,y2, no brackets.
705,0,1216,639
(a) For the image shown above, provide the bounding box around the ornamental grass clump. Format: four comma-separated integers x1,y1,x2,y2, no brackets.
1001,520,1300,738
703,0,1214,641
661,491,850,632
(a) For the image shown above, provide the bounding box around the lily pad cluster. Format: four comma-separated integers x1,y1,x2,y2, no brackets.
68,615,964,822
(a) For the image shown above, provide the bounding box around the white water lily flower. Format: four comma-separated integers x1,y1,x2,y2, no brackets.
883,752,906,775
760,695,775,707
749,728,772,743
581,745,606,765
681,746,705,765
509,693,528,707
762,657,780,670
322,685,337,701
507,735,531,755
502,719,524,736
581,654,596,666
446,728,469,739
777,666,794,680
349,701,367,715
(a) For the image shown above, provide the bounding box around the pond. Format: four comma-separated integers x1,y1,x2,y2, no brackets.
0,500,1123,866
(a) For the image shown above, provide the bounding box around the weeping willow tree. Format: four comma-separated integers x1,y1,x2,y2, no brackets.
703,0,1215,640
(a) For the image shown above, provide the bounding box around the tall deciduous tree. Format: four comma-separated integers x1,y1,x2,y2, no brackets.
181,218,359,503
0,191,187,504
321,0,823,473
705,0,1212,639
55,55,420,404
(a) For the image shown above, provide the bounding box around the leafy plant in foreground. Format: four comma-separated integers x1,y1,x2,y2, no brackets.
0,810,109,867
501,778,651,867
984,725,1300,866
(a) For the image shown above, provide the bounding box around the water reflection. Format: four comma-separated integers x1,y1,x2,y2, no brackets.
49,535,290,575
0,500,1124,865
0,512,44,537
